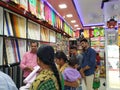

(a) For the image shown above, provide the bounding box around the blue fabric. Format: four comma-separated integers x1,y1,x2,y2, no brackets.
78,86,82,90
64,85,82,90
82,47,96,76
0,71,18,90
76,54,83,67
64,86,76,90
76,54,83,70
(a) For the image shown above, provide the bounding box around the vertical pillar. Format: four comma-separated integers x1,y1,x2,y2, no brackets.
103,1,120,90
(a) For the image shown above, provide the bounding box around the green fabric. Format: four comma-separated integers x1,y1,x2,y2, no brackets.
93,78,100,89
29,69,59,90
61,74,64,90
36,0,40,19
93,28,99,37
99,28,104,36
51,10,56,26
37,79,56,90
29,0,36,6
64,23,69,33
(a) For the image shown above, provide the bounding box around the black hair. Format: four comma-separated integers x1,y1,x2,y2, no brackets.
70,45,77,50
68,56,79,67
55,50,68,62
96,52,99,55
80,38,88,43
30,41,39,47
37,45,61,89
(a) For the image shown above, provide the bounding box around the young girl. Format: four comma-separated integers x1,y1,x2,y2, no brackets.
93,68,100,90
55,51,80,89
63,56,82,90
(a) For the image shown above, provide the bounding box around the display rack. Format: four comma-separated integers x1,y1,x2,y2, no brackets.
0,1,72,88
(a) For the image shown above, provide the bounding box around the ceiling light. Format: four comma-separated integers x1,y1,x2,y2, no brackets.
102,26,106,28
59,4,67,9
91,26,96,29
66,14,73,18
71,20,76,23
63,16,65,18
74,24,79,27
76,28,81,30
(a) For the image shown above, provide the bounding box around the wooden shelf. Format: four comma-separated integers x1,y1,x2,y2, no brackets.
4,35,27,40
0,1,71,38
0,62,20,68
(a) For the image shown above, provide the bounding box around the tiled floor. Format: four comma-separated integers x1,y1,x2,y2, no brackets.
82,78,106,90
99,78,106,90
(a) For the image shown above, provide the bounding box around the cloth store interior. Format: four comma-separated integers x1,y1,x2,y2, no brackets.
0,0,120,90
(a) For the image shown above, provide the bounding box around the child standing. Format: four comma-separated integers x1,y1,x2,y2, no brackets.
93,68,100,90
63,56,82,90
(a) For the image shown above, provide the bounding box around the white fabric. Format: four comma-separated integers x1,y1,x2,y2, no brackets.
19,66,40,90
23,65,40,84
19,84,30,90
85,74,94,90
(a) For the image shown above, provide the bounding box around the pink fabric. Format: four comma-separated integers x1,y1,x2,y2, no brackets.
20,51,37,78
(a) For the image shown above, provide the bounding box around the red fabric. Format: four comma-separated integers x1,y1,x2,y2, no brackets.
89,29,94,38
96,54,100,65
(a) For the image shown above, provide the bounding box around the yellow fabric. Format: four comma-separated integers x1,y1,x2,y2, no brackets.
58,63,69,73
29,69,59,90
56,63,69,90
83,29,89,38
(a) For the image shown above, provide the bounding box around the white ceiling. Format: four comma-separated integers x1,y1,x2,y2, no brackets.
73,0,120,27
104,1,120,22
73,0,104,26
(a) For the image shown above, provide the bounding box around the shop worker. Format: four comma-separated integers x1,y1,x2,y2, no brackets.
20,41,38,80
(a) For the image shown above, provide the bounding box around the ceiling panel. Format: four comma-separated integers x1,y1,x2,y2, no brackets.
73,0,104,26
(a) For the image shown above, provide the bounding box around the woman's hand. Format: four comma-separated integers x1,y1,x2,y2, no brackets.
64,80,79,87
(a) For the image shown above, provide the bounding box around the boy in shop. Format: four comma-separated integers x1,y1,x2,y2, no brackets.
63,56,82,90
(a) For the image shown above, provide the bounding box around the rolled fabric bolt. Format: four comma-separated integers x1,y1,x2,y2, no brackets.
23,65,40,84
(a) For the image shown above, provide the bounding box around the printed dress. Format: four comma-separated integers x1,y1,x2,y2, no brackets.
29,69,59,90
